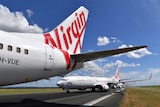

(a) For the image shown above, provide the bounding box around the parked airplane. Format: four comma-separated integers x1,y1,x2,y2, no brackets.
57,66,152,93
0,6,146,86
57,66,121,93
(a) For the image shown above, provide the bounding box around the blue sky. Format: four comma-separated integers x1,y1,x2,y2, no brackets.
0,0,160,87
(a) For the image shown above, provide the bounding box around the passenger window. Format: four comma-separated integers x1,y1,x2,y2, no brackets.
8,45,12,51
16,47,21,53
24,49,29,55
0,43,3,49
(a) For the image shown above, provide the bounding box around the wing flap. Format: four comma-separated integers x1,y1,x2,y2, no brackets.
71,45,147,62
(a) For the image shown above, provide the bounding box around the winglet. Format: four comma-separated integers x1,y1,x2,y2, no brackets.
149,73,152,80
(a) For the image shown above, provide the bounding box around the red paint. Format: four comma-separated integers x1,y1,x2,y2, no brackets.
44,33,57,47
72,60,77,69
73,22,86,54
60,49,70,69
114,67,120,79
53,11,86,53
66,27,72,44
60,26,69,50
63,34,69,50
54,28,62,49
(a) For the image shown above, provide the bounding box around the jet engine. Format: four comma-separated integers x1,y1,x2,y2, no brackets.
95,84,109,91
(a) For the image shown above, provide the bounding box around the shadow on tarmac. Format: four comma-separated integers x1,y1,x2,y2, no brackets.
0,89,125,107
0,98,99,107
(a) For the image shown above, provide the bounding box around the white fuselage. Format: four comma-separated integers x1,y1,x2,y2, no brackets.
57,76,118,90
0,30,83,86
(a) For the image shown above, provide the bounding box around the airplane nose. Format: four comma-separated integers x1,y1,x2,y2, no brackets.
56,82,60,86
56,81,62,87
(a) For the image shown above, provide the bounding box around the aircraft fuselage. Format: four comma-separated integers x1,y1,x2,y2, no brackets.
0,30,83,86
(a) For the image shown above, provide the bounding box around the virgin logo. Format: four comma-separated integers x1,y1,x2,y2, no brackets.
44,11,86,54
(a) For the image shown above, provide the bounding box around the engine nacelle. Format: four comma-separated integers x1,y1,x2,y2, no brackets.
102,84,109,90
95,84,109,91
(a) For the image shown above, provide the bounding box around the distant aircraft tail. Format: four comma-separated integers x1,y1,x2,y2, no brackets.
44,6,89,54
113,65,120,81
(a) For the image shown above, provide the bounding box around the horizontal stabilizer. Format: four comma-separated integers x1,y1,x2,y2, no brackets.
122,73,152,83
71,45,147,62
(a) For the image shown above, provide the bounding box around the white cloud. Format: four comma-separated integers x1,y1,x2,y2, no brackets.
120,68,160,86
97,36,122,46
70,60,140,77
95,58,107,62
0,4,43,33
104,60,140,68
148,68,160,75
118,44,128,49
110,37,121,43
127,46,152,58
97,36,110,46
120,71,140,79
114,44,152,58
83,61,107,76
26,9,33,18
66,59,108,77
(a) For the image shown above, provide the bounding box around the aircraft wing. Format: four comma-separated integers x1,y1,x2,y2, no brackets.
71,45,147,62
119,78,133,81
121,73,152,83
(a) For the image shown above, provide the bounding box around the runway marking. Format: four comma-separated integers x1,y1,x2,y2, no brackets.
82,93,115,106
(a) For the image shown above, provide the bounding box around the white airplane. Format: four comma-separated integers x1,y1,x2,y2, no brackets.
56,66,121,93
0,6,147,87
57,66,152,93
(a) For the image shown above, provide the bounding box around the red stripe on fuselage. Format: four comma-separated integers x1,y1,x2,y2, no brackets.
59,49,70,70
72,60,77,69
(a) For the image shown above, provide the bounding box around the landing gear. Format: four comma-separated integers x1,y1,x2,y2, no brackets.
91,88,95,92
108,87,113,94
119,88,124,95
66,90,70,93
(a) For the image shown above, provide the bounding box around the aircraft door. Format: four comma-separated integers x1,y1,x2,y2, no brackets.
44,46,54,71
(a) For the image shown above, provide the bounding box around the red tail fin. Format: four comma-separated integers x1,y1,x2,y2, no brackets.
44,6,89,54
114,65,120,81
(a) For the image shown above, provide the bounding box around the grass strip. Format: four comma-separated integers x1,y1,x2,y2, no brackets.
0,88,63,95
120,86,160,107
